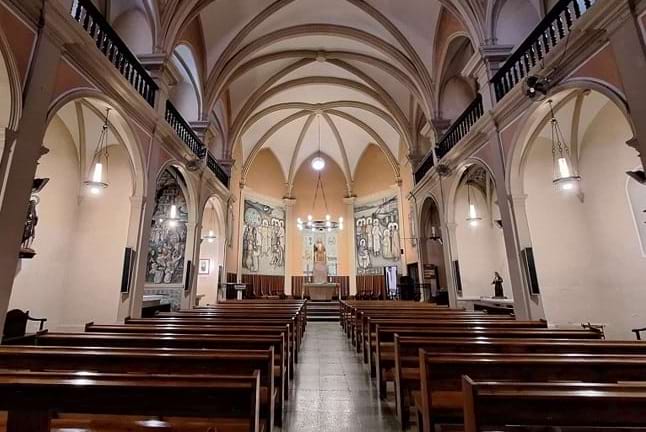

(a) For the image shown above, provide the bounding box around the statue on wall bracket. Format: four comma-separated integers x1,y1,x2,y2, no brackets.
20,178,49,259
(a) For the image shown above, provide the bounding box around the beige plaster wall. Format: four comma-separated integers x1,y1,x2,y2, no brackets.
525,101,646,339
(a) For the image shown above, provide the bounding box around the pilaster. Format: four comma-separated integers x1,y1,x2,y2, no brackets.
283,197,296,296
343,197,357,296
0,29,62,339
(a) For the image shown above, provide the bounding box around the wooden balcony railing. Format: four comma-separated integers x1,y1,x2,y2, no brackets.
414,152,435,184
207,152,230,188
435,94,484,161
491,0,597,102
165,101,207,159
70,0,157,106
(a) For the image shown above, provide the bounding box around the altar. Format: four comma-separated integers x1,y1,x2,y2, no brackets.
303,282,338,301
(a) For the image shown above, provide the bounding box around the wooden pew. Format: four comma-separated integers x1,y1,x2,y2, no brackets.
362,318,547,375
0,370,263,432
139,313,306,347
85,323,296,381
0,345,277,431
394,336,645,428
33,331,288,411
462,378,646,431
123,317,301,363
417,352,646,432
375,326,602,401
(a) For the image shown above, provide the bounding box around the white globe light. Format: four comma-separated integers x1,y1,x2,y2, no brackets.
311,156,325,171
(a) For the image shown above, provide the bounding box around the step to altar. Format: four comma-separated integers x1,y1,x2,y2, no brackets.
307,300,340,322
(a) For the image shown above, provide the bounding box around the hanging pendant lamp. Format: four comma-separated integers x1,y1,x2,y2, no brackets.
311,115,326,171
465,183,482,227
203,202,217,243
548,100,581,191
83,108,111,195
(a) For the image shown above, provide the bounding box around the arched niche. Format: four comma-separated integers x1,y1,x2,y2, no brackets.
170,43,203,122
197,195,227,305
419,196,448,296
437,35,476,121
511,88,646,339
493,0,540,49
110,1,154,55
10,97,141,330
145,166,192,311
450,163,511,301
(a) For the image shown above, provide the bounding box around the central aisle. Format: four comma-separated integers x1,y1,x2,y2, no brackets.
281,322,401,431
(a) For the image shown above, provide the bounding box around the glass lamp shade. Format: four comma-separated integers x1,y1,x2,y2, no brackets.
553,156,581,191
311,156,326,171
83,162,108,195
466,203,482,227
204,229,216,243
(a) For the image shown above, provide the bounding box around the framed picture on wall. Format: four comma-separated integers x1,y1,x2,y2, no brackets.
198,259,210,275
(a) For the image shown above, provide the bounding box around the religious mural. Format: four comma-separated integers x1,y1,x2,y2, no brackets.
146,170,188,285
354,195,401,275
242,198,286,275
302,232,338,276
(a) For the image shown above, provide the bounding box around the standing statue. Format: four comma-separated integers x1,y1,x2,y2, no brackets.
313,239,327,263
20,178,49,259
492,272,506,298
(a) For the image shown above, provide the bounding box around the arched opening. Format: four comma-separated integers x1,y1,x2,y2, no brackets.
10,97,140,330
170,44,202,122
145,166,191,311
516,88,646,338
494,0,540,49
419,197,448,297
437,35,476,121
197,196,226,305
452,164,511,301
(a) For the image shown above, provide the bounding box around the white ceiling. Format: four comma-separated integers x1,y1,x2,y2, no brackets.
197,0,445,187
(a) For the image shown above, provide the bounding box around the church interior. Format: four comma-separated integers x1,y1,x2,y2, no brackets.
1,0,646,430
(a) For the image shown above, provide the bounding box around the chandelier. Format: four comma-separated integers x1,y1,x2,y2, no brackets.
548,99,581,191
297,115,344,232
297,173,344,232
83,108,111,195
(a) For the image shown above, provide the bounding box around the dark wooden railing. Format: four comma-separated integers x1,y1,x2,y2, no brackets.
165,101,207,159
435,94,484,160
207,152,230,188
70,0,157,106
491,0,597,102
414,152,435,184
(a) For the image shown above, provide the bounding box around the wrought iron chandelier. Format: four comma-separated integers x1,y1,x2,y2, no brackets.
83,108,111,195
297,172,344,232
548,99,581,191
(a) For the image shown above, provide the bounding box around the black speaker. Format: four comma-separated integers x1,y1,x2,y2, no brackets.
184,260,193,291
452,260,462,295
120,247,136,293
521,247,540,295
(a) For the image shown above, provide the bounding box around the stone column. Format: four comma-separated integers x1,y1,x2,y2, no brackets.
488,130,545,320
0,31,62,338
608,10,646,172
444,222,459,307
283,197,296,296
125,134,163,318
117,194,146,320
343,197,357,296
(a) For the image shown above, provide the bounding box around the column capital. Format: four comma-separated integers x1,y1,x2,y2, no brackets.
510,194,529,204
283,197,297,207
139,53,179,91
343,197,356,205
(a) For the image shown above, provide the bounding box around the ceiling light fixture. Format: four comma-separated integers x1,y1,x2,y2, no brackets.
465,183,482,227
311,115,326,171
83,108,111,195
547,100,580,192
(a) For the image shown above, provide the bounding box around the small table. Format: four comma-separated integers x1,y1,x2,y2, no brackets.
303,283,338,301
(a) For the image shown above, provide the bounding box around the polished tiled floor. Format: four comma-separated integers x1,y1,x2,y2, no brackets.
280,322,402,431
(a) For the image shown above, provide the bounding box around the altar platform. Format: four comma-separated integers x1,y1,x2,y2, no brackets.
303,282,338,301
